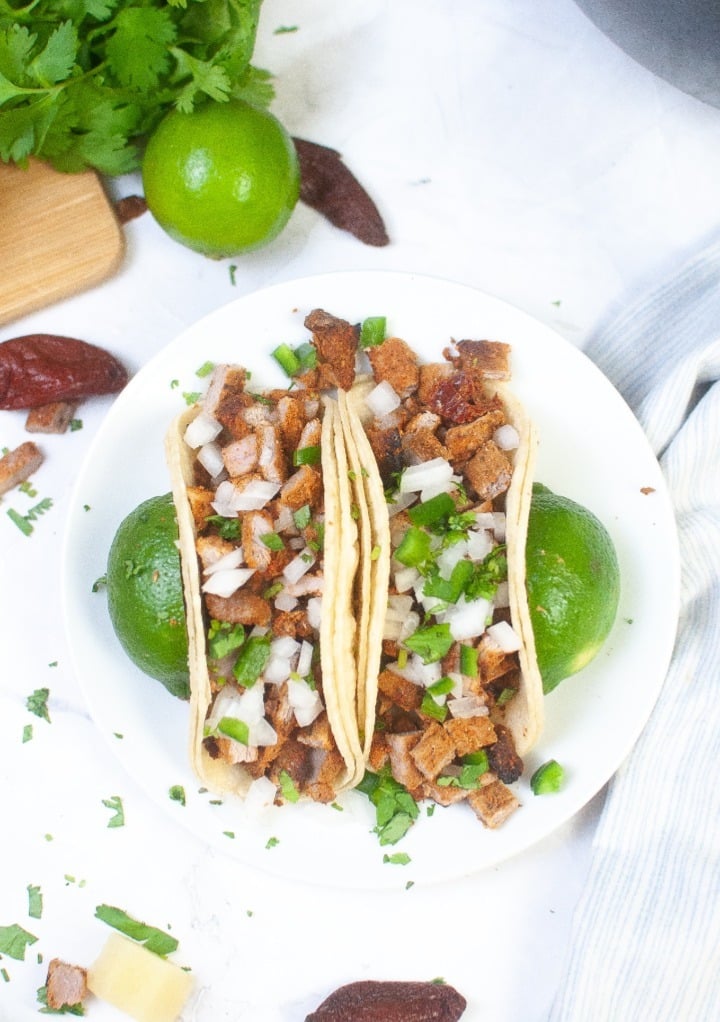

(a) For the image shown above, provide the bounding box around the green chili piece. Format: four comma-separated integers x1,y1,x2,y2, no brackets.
394,526,432,567
233,635,271,687
530,759,565,795
272,343,301,377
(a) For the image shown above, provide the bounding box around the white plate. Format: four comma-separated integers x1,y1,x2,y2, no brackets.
62,270,680,890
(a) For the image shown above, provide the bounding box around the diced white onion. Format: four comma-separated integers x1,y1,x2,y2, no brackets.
466,529,493,561
197,441,226,479
414,581,445,617
388,491,417,517
365,380,402,417
274,592,298,612
493,424,520,450
263,655,292,685
386,594,415,621
288,677,323,727
494,581,510,609
436,542,468,578
206,683,264,733
445,596,493,641
234,479,282,512
297,641,314,678
201,567,256,597
184,411,222,449
394,565,420,593
283,548,315,585
383,618,403,641
307,597,322,630
448,672,464,699
391,653,442,687
203,548,245,575
486,619,522,652
475,511,495,530
398,611,420,642
243,775,277,813
448,695,489,718
399,458,453,494
271,635,301,660
248,718,278,748
249,625,269,637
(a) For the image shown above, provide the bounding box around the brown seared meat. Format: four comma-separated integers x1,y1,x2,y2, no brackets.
45,959,87,1011
304,308,358,391
367,335,420,398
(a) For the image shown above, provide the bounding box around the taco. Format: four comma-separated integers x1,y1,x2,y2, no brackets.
165,364,364,804
337,324,544,828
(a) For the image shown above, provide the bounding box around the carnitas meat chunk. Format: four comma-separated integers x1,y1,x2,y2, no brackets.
45,959,87,1011
304,309,358,391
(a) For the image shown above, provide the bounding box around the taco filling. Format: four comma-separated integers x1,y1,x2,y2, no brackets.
338,320,542,829
166,362,363,805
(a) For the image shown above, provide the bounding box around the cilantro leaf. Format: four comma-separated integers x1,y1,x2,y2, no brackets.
27,687,50,723
102,795,125,828
0,922,38,960
94,904,178,957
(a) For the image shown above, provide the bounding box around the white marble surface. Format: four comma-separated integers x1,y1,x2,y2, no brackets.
2,1,720,1020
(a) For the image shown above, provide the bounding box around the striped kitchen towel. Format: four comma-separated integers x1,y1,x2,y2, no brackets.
548,237,720,1020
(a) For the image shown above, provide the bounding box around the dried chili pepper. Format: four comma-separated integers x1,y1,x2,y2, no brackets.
0,335,128,410
305,980,467,1022
293,137,390,247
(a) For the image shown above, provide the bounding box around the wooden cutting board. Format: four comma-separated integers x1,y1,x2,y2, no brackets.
0,159,125,327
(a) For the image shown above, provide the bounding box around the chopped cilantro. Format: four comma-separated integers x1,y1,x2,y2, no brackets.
102,795,125,828
22,722,32,744
292,504,311,530
205,514,241,539
69,418,83,432
208,620,245,659
359,316,387,348
94,905,178,957
0,923,38,960
260,532,284,551
169,786,186,806
196,361,215,378
383,852,411,865
229,265,238,286
265,836,280,849
403,623,453,664
182,391,201,406
27,688,50,723
357,769,419,846
27,884,42,920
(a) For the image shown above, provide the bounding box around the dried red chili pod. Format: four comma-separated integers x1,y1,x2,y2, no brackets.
305,979,467,1022
0,334,128,410
293,137,390,247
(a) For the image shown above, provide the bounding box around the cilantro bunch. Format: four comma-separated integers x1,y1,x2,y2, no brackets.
0,0,272,174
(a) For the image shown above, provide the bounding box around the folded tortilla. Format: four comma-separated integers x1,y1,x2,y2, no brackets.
165,381,362,802
338,342,543,822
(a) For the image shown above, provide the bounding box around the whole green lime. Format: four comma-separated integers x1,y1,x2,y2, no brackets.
141,99,300,257
526,483,620,694
106,493,190,699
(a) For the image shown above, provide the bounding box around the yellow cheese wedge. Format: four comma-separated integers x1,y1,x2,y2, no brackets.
87,933,193,1022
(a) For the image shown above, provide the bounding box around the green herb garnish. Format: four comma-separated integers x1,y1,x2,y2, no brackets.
357,769,419,846
403,623,453,664
102,795,125,828
208,620,246,660
0,1,271,174
0,923,38,960
359,316,387,348
94,905,178,957
293,445,321,467
278,769,300,803
27,688,50,723
27,884,42,920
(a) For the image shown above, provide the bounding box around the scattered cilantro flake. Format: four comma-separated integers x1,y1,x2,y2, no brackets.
102,795,125,828
229,264,238,286
83,504,91,512
69,419,83,432
182,391,201,406
27,688,50,723
1,967,8,982
94,905,178,957
27,885,42,919
383,852,411,865
7,508,33,535
18,480,37,497
196,361,215,378
169,786,186,806
0,923,38,960
274,24,299,34
265,836,279,850
358,769,419,846
223,830,235,839
405,880,415,890
170,379,180,389
22,724,32,743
